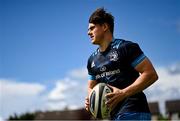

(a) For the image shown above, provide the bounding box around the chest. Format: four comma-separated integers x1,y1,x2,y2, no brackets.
91,49,129,73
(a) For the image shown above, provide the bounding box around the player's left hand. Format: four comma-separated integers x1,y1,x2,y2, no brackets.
105,85,127,110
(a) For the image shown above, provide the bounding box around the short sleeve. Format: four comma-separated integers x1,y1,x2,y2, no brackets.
124,42,146,68
87,57,96,80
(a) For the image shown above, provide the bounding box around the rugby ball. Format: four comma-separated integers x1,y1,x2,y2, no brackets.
89,83,112,119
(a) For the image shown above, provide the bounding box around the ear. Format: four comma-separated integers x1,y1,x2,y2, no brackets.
102,23,109,32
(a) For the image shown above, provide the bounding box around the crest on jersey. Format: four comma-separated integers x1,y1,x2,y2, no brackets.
109,51,118,61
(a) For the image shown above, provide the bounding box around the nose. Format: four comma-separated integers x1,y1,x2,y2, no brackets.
87,30,91,36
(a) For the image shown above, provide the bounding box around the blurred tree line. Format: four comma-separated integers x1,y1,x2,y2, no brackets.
8,112,35,120
7,110,168,120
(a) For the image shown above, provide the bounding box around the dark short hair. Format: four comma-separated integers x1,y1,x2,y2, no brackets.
89,7,114,34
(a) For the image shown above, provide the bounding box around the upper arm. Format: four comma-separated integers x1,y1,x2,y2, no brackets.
135,57,154,72
135,57,158,80
123,41,158,80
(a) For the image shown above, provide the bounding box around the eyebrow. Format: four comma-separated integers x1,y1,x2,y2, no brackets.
88,26,95,30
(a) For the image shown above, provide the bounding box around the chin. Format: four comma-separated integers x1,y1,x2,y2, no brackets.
91,41,99,45
91,39,100,45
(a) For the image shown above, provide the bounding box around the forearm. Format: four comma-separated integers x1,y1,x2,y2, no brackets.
123,72,158,98
87,80,98,96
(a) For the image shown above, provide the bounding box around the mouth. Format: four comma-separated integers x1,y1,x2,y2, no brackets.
90,36,94,40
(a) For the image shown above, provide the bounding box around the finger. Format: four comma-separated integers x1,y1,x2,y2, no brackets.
105,92,114,98
85,101,89,105
85,96,89,100
85,98,89,104
85,103,90,111
106,97,118,110
85,103,89,108
85,106,89,111
85,98,89,102
106,96,116,105
107,84,114,91
85,97,89,102
110,100,119,110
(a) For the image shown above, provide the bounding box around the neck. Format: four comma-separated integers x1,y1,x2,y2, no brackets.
99,35,113,52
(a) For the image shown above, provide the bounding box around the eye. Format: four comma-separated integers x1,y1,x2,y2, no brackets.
89,26,95,31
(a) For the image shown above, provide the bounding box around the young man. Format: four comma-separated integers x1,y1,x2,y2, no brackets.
85,8,158,120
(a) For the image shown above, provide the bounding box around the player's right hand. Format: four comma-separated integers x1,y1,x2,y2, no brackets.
85,96,90,111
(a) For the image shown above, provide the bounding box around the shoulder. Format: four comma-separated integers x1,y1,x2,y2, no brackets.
88,49,99,62
122,40,142,53
112,38,138,50
111,39,125,49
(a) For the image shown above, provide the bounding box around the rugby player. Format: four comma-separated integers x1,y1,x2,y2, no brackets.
85,8,158,120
